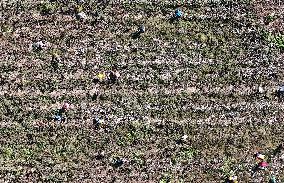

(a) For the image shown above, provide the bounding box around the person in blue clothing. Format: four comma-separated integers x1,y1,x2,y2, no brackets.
277,85,284,96
54,103,70,122
174,9,183,19
54,114,63,122
269,176,276,183
277,85,284,102
138,25,145,33
170,9,183,23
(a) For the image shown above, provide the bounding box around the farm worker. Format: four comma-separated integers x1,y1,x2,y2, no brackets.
270,176,276,183
279,85,284,93
93,118,105,129
77,0,84,4
62,102,70,110
54,114,66,122
33,41,46,51
108,70,120,83
255,152,265,161
77,12,87,20
93,117,100,128
277,85,284,97
57,102,70,116
174,9,183,18
138,25,145,34
226,176,238,183
132,25,145,39
54,114,62,122
258,161,269,170
60,102,70,113
97,72,106,82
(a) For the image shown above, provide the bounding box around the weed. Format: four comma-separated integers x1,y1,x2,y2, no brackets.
159,173,172,183
262,31,284,49
39,1,58,15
